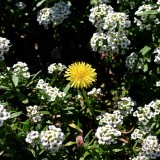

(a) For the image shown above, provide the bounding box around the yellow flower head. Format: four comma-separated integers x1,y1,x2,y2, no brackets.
64,62,97,89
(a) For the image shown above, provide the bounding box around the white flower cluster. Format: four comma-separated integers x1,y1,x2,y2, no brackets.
15,2,26,10
103,12,131,30
89,4,131,55
134,4,159,31
89,4,114,29
117,97,136,116
97,110,123,127
133,100,160,126
125,52,144,72
0,104,10,127
131,128,146,143
156,81,160,86
26,105,43,123
95,125,121,145
25,125,64,153
131,153,150,160
0,37,10,60
153,47,160,64
48,63,66,74
36,79,66,102
12,61,30,79
90,30,130,55
89,4,131,30
87,87,103,99
97,0,111,4
37,2,71,29
95,110,123,145
141,135,160,159
25,131,39,145
40,125,64,153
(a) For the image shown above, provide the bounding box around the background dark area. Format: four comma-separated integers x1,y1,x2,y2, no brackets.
0,0,97,73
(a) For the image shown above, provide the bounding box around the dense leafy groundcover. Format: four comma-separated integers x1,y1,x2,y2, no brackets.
0,0,160,159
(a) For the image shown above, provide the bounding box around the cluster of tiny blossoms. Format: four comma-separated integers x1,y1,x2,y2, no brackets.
40,125,64,153
87,87,103,99
48,63,66,74
25,131,39,146
36,79,66,102
0,104,10,127
37,2,71,29
153,47,160,64
15,2,26,10
133,100,160,127
131,128,146,143
26,125,64,153
89,4,131,55
117,97,136,116
0,37,10,60
141,135,160,159
12,61,30,79
95,110,123,144
125,52,144,72
131,135,160,159
90,30,130,55
26,105,43,123
97,0,111,4
134,4,160,31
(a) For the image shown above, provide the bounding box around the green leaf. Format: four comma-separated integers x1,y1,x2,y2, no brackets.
138,10,159,15
63,83,70,94
26,70,42,87
84,129,93,140
0,86,9,90
22,98,28,104
12,75,19,87
140,46,151,55
156,129,160,135
64,107,75,110
9,111,22,119
64,141,77,147
21,120,30,132
36,0,46,8
112,148,123,152
143,64,148,72
40,111,50,115
68,123,82,132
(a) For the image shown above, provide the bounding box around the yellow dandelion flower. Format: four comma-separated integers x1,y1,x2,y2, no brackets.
64,62,97,89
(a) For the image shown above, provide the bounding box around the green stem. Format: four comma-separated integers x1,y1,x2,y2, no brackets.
50,71,58,86
81,88,95,119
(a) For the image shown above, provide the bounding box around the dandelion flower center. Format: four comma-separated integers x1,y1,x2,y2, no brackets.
64,62,97,89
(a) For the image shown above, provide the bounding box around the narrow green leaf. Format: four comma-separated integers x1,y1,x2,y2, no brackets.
12,75,19,87
143,64,148,72
36,0,46,8
9,111,22,119
140,46,151,55
22,98,29,104
64,141,77,147
84,129,93,140
63,83,70,94
156,129,160,135
40,111,50,115
26,70,42,87
68,123,82,132
0,86,9,90
112,148,123,152
138,10,158,15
